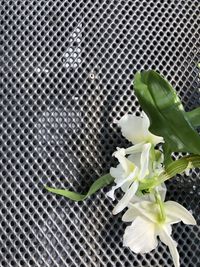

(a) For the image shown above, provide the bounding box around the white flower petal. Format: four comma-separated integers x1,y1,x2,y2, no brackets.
142,112,164,145
110,165,124,182
113,148,135,175
150,134,164,146
141,111,150,131
165,201,196,225
164,224,172,236
113,180,139,215
139,143,151,179
106,185,119,201
129,194,144,203
122,205,141,222
127,153,141,168
117,112,163,145
113,148,127,172
129,201,158,223
117,114,148,144
135,193,154,203
159,227,180,267
121,180,133,193
107,172,134,200
123,216,158,253
125,143,145,154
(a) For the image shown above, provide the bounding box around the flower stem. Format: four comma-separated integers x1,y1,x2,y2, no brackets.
155,191,166,223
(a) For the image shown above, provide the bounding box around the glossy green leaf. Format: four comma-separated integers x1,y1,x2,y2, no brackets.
162,142,173,167
134,70,200,155
45,173,114,201
186,107,200,128
139,154,200,191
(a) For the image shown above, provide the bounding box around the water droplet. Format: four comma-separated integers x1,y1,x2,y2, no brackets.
36,67,41,73
44,68,50,73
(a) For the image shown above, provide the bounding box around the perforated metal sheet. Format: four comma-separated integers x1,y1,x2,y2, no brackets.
0,0,200,266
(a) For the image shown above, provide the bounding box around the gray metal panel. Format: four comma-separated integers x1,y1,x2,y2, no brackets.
0,0,199,266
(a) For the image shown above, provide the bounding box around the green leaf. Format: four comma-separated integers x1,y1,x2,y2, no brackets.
162,143,173,167
157,154,200,185
134,70,200,155
186,107,200,128
45,173,114,201
139,154,200,191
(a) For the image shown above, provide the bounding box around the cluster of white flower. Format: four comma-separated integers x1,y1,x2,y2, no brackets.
107,112,196,267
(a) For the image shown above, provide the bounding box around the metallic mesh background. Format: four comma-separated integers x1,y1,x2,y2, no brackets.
0,0,200,266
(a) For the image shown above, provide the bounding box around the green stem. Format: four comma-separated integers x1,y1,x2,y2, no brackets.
155,191,166,223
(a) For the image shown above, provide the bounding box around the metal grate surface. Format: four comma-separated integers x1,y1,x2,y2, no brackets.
0,0,200,266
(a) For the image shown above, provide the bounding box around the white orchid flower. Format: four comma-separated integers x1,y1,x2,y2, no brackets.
117,112,163,146
107,142,165,214
122,200,196,267
107,143,150,196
